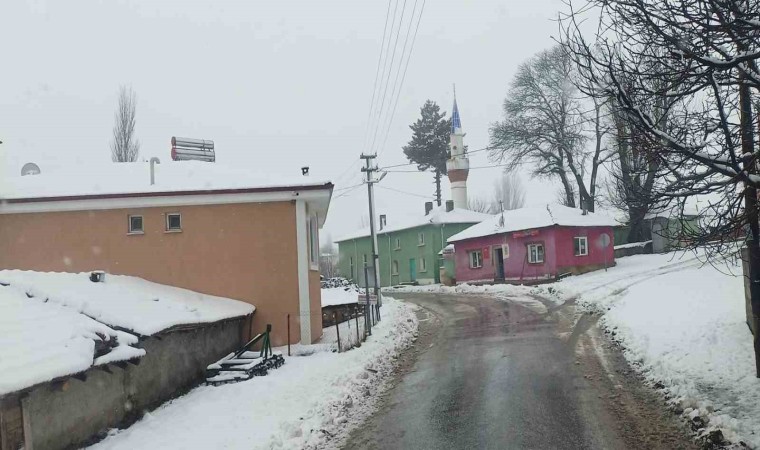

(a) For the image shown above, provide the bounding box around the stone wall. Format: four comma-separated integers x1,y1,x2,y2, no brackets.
17,316,248,450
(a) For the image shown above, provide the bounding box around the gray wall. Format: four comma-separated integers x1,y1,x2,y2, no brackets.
24,316,248,450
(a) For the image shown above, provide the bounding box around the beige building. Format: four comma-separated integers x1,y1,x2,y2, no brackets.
0,162,333,345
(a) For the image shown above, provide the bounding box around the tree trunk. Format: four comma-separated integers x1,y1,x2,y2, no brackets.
557,170,576,208
434,170,442,206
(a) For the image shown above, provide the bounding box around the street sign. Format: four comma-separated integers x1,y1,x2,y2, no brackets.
358,293,378,305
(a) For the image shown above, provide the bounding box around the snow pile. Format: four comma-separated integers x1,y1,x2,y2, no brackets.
0,282,144,396
613,240,651,250
87,297,418,450
321,286,360,307
548,252,760,447
0,270,254,335
0,160,330,200
448,203,618,242
384,282,535,298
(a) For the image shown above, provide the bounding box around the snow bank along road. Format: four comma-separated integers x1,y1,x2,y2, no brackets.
345,291,697,450
87,297,417,450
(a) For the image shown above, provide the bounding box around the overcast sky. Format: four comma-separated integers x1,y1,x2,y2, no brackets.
1,0,566,240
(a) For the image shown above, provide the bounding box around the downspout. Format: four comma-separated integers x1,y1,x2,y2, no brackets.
388,233,392,287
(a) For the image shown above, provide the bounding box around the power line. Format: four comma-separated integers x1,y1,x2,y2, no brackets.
375,0,424,158
361,0,394,154
378,144,495,170
334,182,365,192
377,184,435,199
367,0,409,157
333,184,365,200
383,162,512,173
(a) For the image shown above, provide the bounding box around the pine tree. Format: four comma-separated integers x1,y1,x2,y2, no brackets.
403,100,451,206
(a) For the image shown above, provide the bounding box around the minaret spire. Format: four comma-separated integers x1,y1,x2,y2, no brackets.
446,85,470,210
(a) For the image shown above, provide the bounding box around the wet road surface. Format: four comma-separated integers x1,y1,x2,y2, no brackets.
342,293,695,450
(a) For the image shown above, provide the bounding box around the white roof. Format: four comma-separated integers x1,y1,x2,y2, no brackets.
447,204,618,242
335,206,492,242
0,271,253,395
321,287,360,307
0,160,331,201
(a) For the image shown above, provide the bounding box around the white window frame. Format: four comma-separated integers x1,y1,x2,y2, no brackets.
128,215,144,235
418,232,425,246
574,236,588,256
419,257,427,273
392,260,399,275
469,250,483,269
394,237,401,250
165,213,182,232
527,243,544,264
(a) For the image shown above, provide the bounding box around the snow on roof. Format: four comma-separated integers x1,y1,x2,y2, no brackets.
321,287,360,307
644,204,700,220
0,161,331,201
335,206,492,242
0,282,145,395
0,271,255,336
0,271,255,395
447,204,618,243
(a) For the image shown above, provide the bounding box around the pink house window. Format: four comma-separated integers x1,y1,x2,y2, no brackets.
469,250,483,269
527,243,544,264
573,237,588,256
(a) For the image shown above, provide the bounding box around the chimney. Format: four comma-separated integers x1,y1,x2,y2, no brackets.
425,202,434,216
445,200,454,212
379,214,387,230
301,166,310,176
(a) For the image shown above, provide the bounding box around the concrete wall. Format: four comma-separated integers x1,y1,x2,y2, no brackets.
23,316,247,450
0,202,311,345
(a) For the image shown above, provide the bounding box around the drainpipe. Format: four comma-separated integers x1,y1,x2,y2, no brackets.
150,157,161,185
388,233,392,286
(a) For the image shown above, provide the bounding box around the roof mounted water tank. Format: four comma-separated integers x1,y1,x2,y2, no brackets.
171,137,215,162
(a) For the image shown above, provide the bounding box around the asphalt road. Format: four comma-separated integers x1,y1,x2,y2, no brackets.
342,293,695,450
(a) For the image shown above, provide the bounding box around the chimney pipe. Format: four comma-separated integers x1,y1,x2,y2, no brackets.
150,157,161,185
425,202,433,216
379,214,387,230
301,166,309,176
445,200,454,212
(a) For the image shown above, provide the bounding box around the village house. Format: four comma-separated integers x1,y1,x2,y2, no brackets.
335,201,491,286
447,204,617,284
0,161,333,345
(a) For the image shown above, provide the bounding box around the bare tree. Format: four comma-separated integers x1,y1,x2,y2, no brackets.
468,196,494,214
561,0,760,374
493,172,526,211
110,85,140,162
489,45,609,211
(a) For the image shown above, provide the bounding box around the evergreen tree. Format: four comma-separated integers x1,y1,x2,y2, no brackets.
403,100,451,206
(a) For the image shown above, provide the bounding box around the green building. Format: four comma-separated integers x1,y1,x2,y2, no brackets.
335,202,491,286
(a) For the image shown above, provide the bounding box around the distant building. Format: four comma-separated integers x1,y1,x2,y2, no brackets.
335,201,491,286
0,161,332,345
448,204,617,284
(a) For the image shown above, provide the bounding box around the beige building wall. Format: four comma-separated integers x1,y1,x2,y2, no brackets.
0,201,316,345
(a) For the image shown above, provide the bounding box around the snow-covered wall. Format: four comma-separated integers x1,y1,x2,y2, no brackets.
19,317,247,450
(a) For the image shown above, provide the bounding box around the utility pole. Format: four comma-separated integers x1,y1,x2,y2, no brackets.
361,154,384,312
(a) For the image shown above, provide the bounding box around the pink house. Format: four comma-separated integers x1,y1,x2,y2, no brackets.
447,204,617,284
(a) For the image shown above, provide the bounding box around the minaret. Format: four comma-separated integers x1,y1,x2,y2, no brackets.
446,87,470,210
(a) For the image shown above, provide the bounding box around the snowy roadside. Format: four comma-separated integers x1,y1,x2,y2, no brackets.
87,296,418,450
546,252,760,448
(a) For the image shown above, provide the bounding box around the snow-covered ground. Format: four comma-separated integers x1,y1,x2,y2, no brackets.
0,271,253,396
546,252,759,447
88,296,418,450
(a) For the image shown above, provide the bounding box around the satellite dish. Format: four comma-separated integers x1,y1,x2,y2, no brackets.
21,162,41,176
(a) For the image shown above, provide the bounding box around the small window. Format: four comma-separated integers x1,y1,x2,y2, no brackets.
574,237,588,256
419,258,427,273
469,250,483,269
392,260,399,275
528,243,544,264
362,254,368,266
308,215,319,267
349,257,355,280
418,232,425,246
128,215,143,234
394,238,401,250
166,213,182,232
